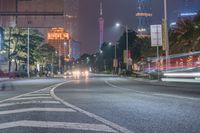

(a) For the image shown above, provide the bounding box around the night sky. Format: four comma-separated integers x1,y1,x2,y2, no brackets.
79,0,200,54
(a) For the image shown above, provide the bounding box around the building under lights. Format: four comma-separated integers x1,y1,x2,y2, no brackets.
170,0,197,27
136,0,152,37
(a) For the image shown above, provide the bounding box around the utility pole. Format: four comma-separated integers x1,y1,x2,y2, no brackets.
27,27,30,78
8,27,11,73
164,0,169,70
126,25,129,71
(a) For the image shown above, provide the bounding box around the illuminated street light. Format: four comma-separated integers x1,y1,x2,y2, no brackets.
115,23,120,28
115,22,129,71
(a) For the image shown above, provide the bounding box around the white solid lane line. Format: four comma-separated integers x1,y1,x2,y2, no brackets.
24,93,50,96
105,80,200,101
0,108,76,115
0,101,60,108
0,120,117,132
51,82,134,133
10,96,53,101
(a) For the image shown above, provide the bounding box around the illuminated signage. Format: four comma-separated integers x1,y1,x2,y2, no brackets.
47,28,70,41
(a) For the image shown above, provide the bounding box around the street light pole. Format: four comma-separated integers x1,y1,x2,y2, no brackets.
27,27,30,78
114,42,117,73
125,25,129,71
164,0,169,70
115,23,129,71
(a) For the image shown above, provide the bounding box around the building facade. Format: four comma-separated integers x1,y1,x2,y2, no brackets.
136,0,152,37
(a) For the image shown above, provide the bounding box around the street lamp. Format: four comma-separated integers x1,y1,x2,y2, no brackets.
164,0,169,70
115,22,129,71
108,42,118,73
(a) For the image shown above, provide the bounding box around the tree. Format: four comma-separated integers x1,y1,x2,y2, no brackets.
35,43,55,65
169,12,200,53
4,27,44,72
117,30,143,66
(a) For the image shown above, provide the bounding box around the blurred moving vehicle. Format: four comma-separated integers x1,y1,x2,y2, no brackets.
63,70,73,79
64,69,89,79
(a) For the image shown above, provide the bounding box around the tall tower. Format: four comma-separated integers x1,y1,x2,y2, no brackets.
136,0,152,37
99,1,104,49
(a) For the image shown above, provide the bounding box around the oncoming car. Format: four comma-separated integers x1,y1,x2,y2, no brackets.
72,69,89,79
64,69,89,79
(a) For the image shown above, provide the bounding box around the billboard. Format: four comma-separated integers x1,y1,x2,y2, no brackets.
150,25,162,47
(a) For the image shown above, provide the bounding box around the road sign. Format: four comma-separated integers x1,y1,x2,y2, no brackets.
150,25,162,47
113,59,118,67
127,58,132,66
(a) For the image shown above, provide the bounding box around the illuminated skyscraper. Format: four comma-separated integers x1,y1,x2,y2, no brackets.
136,0,152,37
179,0,197,17
170,0,197,27
99,1,104,49
64,0,79,40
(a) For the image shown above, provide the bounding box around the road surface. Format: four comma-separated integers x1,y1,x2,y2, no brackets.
0,75,199,133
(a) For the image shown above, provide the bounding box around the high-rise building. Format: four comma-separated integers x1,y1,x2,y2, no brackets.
170,0,197,27
136,0,152,37
99,1,104,49
71,40,80,60
64,0,79,40
179,0,197,17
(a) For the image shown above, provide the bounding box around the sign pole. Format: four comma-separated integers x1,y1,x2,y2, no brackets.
156,26,160,80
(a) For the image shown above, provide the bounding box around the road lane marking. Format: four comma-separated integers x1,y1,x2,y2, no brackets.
0,81,72,104
0,120,117,132
51,82,134,133
105,80,200,101
10,96,52,101
105,80,145,94
0,108,76,115
152,93,200,100
24,93,50,96
0,101,60,108
0,84,58,103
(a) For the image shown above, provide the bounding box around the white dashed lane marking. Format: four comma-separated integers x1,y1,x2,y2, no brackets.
0,81,132,133
0,120,117,132
0,108,76,115
0,101,60,108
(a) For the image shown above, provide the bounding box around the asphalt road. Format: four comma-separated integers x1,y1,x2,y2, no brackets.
0,75,200,133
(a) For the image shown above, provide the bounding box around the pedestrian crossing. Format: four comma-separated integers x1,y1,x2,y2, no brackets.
0,85,121,133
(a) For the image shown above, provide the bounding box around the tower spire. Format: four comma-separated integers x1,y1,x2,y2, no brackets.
99,1,104,49
100,1,103,16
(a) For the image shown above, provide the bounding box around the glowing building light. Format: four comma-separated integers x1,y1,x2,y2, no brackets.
170,22,176,27
180,12,197,17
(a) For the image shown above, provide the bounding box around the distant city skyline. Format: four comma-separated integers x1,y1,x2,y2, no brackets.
0,0,200,54
79,0,200,54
